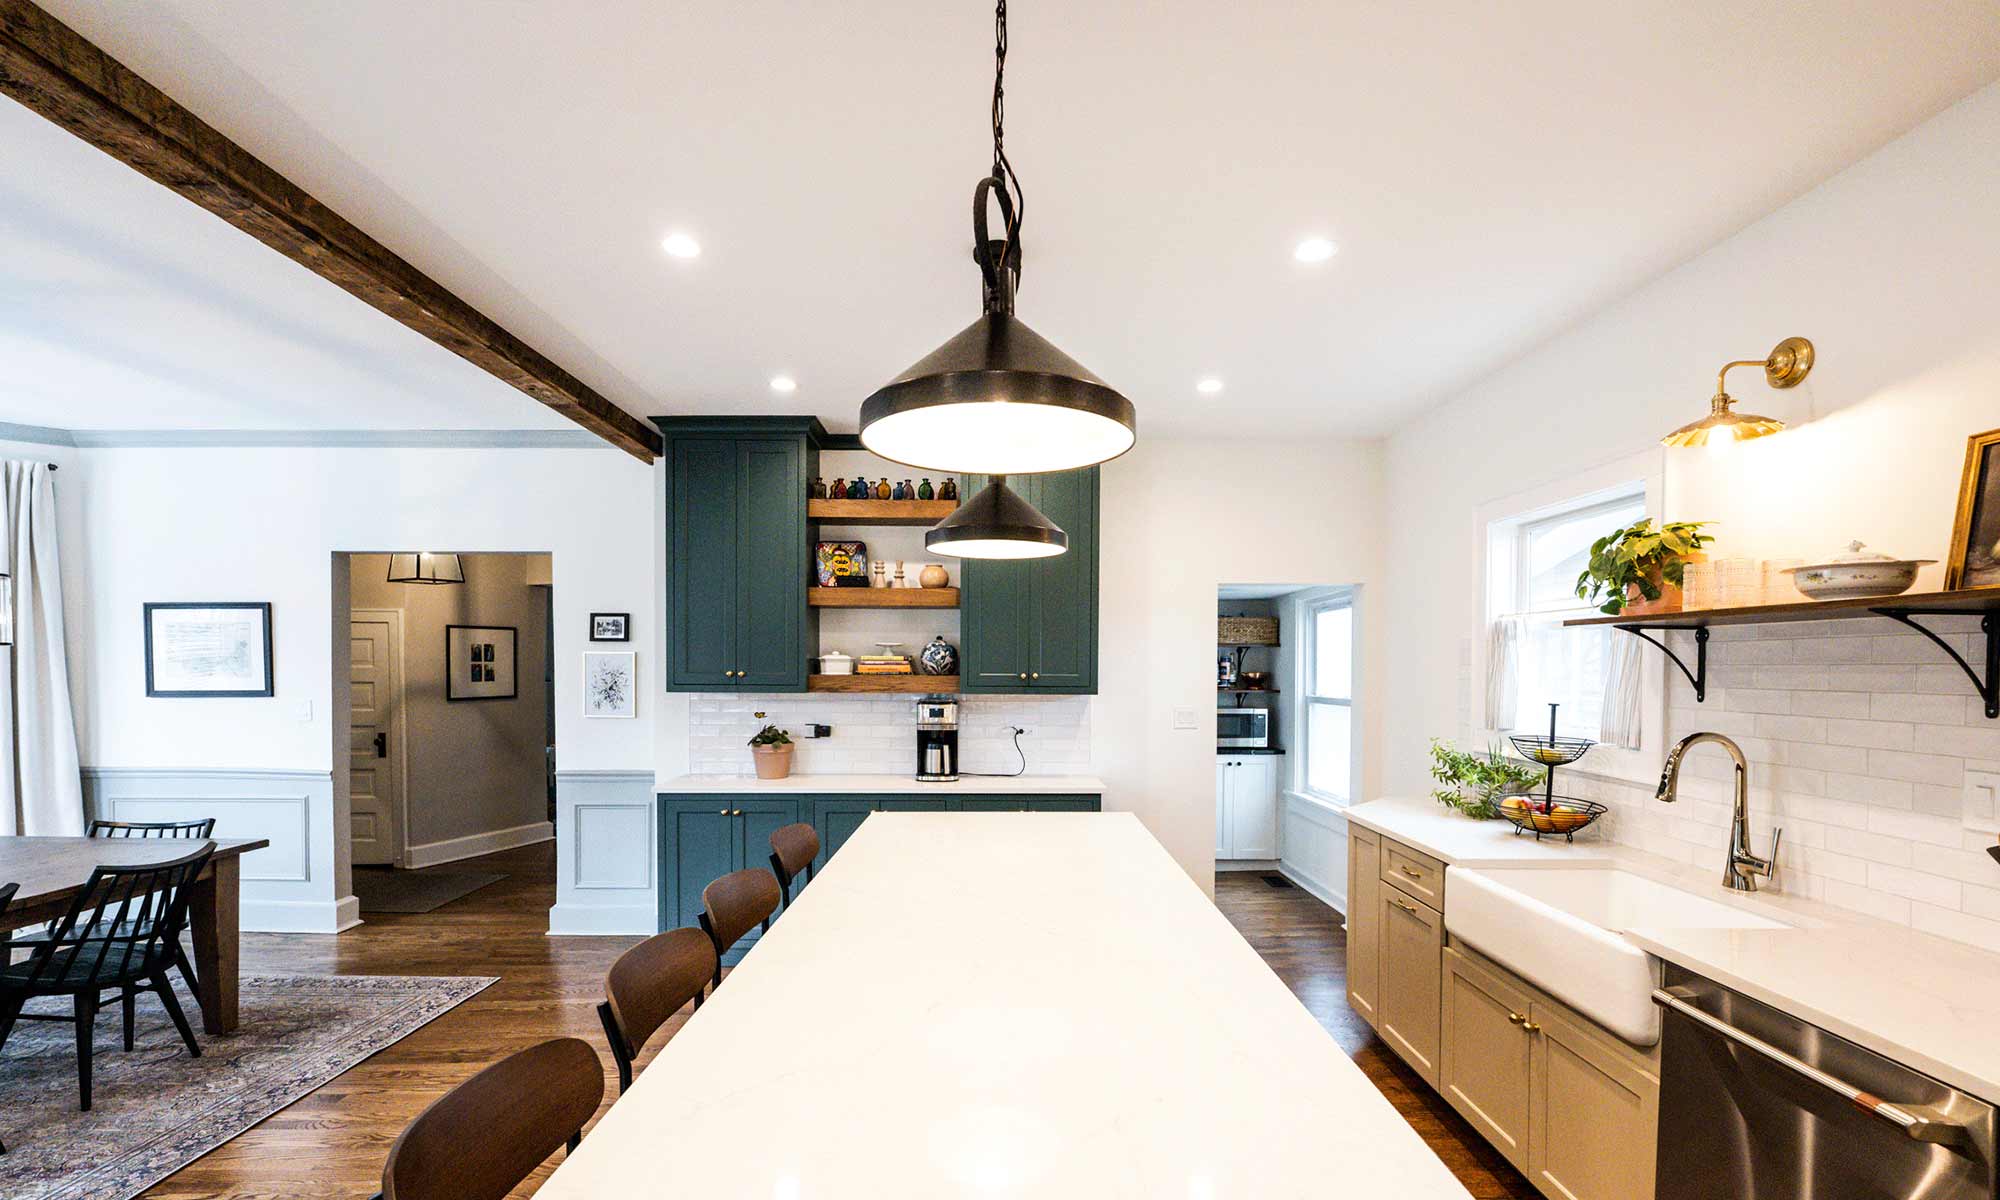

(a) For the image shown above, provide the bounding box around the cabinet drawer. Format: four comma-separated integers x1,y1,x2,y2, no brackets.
1381,837,1444,908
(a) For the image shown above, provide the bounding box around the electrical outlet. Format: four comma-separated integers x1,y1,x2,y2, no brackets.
1172,707,1198,730
798,724,832,739
1964,770,2000,835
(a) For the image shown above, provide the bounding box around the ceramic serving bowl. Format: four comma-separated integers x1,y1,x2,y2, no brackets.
1782,541,1934,600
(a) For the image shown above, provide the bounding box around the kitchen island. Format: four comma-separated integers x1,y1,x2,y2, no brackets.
541,811,1475,1198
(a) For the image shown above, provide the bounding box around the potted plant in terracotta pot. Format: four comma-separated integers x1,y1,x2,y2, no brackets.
749,724,795,779
1575,518,1714,616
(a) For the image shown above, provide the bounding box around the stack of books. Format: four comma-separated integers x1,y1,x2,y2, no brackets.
855,654,914,675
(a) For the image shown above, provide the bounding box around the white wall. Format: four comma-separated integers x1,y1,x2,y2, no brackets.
1382,82,2000,946
64,444,656,927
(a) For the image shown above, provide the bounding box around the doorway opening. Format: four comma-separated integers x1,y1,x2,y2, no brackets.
1216,583,1356,908
337,552,555,920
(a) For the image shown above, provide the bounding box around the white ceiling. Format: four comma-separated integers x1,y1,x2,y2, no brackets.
9,1,2000,437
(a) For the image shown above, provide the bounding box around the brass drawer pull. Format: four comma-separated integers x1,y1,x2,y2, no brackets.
1506,1011,1527,1026
1389,897,1421,915
1521,1020,1542,1034
1398,864,1424,879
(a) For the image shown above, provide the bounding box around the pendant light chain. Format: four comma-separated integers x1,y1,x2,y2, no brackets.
989,0,1023,285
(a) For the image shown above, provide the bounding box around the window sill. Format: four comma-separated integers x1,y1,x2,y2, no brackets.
1285,789,1350,816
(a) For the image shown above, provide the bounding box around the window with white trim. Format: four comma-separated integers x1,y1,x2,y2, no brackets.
1486,487,1645,742
1302,596,1352,802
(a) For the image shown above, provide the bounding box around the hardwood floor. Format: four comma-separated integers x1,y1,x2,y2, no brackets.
148,846,1531,1198
1214,870,1538,1199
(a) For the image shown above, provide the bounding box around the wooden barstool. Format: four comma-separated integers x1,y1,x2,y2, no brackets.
596,927,715,1092
768,822,821,908
374,1037,603,1200
698,868,780,988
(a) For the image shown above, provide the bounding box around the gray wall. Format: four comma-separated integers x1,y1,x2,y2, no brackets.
351,553,549,851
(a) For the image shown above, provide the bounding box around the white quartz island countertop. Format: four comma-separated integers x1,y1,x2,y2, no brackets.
536,812,1475,1199
657,773,1105,794
1347,797,2000,1104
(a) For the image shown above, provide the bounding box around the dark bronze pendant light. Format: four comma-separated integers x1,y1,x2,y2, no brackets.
386,552,464,585
864,2,1135,558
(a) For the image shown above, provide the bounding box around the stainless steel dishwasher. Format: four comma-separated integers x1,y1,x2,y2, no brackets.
1655,965,1996,1200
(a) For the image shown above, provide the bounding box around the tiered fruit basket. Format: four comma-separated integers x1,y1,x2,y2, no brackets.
1499,704,1606,841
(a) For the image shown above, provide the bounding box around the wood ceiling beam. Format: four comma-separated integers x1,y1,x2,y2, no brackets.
0,0,661,462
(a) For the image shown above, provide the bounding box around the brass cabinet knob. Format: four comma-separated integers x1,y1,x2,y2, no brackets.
1030,672,1039,680
1506,1011,1527,1026
1019,672,1028,680
718,808,729,815
1522,1021,1542,1033
723,670,733,677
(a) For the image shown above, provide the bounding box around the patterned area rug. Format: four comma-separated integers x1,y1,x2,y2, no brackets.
0,973,496,1200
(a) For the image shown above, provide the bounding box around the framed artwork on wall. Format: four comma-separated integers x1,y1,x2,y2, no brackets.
144,602,274,697
1946,427,2000,591
584,651,637,718
446,624,518,701
589,612,630,641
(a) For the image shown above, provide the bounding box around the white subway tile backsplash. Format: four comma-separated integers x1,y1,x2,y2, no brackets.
683,692,1091,777
1878,692,1966,725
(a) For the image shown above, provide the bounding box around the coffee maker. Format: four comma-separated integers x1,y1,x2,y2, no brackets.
915,696,959,782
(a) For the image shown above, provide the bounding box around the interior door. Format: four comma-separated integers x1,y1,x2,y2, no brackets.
348,613,403,866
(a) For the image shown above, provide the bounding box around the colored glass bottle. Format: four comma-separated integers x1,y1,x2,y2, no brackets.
849,477,868,499
809,476,827,500
918,477,934,500
876,477,891,500
891,480,908,500
939,478,959,501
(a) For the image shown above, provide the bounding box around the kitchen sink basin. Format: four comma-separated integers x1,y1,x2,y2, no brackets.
1445,866,1789,1045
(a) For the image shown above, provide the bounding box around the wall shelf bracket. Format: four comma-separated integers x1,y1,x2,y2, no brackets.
1870,609,1999,719
1615,624,1708,702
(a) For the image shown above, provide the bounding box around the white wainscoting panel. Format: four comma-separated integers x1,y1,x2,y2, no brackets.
82,768,354,933
1279,792,1349,915
550,771,656,935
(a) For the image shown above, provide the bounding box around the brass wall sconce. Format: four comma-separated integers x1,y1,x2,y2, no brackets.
1662,336,1814,448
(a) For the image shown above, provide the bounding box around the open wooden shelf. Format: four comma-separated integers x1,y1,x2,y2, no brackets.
807,673,958,694
1565,586,2000,718
1563,587,2000,628
809,587,958,609
808,499,957,526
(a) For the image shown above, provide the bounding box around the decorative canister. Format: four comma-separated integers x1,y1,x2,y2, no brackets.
919,562,950,589
820,651,854,675
919,635,960,676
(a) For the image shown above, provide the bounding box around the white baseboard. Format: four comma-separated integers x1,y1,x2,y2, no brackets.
547,902,656,937
404,821,554,869
1217,859,1281,872
241,895,363,934
1279,861,1345,916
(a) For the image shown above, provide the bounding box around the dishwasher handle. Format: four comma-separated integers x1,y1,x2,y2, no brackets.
1652,987,1970,1151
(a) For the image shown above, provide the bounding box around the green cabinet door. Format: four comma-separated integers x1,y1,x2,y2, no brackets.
956,469,1098,694
1029,797,1100,812
729,798,799,958
735,438,809,690
959,797,1031,812
810,797,878,869
666,439,740,689
660,800,736,933
1027,468,1098,692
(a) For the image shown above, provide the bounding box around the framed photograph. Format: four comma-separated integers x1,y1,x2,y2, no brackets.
1947,427,2000,591
447,624,517,701
583,651,637,719
144,603,273,697
590,612,630,642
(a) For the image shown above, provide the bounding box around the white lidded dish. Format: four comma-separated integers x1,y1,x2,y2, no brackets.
819,651,854,675
1781,541,1934,600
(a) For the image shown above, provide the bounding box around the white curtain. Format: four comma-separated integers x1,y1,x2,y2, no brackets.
0,461,83,835
1484,616,1522,732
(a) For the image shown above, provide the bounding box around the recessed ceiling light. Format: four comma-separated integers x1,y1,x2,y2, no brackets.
769,375,798,394
1293,236,1337,264
660,232,702,260
1196,377,1225,395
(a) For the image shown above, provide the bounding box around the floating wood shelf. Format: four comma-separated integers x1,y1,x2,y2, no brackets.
809,587,958,609
1564,587,2000,718
807,674,958,694
808,499,957,526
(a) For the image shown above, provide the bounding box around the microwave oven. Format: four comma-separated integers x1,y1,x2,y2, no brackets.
1217,707,1270,748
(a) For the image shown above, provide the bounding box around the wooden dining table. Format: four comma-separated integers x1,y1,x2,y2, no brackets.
0,836,269,1034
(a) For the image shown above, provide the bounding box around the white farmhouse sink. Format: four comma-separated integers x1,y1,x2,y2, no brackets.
1445,866,1789,1045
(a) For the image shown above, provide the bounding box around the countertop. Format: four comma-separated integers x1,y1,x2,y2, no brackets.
1347,797,2000,1103
535,812,1474,1198
657,773,1105,794
1217,746,1286,755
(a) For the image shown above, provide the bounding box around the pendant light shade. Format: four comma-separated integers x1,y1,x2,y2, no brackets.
925,477,1067,559
861,313,1136,474
1663,337,1812,449
857,0,1137,489
386,552,464,585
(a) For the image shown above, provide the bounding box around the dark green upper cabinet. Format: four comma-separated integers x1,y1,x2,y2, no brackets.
957,467,1099,694
660,418,821,692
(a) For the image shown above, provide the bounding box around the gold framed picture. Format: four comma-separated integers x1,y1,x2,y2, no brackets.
1946,427,2000,590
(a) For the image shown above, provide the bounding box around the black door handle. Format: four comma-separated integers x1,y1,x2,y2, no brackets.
373,732,387,758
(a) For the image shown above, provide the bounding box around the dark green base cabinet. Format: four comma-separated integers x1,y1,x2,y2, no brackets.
657,792,1102,962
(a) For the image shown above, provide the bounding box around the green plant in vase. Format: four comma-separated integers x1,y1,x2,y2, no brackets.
1429,739,1545,819
1574,518,1714,615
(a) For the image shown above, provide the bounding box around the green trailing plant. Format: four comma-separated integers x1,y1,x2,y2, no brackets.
1429,739,1544,820
1574,518,1714,615
748,724,792,748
